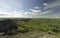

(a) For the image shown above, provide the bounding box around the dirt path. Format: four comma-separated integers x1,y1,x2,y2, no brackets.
0,31,60,38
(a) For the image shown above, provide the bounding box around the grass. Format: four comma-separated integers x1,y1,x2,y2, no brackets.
0,18,60,38
11,18,60,35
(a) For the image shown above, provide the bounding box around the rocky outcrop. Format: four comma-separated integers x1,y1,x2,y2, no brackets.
0,19,18,35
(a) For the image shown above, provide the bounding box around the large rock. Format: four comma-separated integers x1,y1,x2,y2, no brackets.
0,19,18,35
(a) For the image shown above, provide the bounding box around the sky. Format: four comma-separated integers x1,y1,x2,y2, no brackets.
0,0,60,18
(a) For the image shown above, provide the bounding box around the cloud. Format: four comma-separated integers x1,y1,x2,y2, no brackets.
30,9,41,13
0,11,26,18
0,2,10,9
39,10,52,15
35,6,41,9
38,0,60,16
43,3,48,6
45,0,60,10
0,0,60,18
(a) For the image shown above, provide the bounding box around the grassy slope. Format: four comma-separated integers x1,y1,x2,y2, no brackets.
11,18,60,35
0,18,60,38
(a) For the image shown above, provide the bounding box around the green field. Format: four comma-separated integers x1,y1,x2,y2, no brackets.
0,18,60,38
12,18,60,35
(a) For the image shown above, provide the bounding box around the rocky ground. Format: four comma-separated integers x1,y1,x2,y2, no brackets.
0,31,60,38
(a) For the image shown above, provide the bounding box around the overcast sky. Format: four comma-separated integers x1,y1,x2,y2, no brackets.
0,0,60,18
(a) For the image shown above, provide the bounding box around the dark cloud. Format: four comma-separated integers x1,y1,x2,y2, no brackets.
42,0,56,3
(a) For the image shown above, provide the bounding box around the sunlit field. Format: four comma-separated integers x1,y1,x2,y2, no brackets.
0,18,60,38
